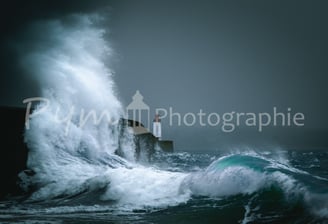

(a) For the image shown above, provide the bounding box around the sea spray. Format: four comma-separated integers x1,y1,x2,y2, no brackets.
21,15,135,200
18,15,190,208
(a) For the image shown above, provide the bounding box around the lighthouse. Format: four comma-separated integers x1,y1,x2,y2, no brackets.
153,114,162,139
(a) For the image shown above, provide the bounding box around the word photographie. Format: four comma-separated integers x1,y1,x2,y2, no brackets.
24,96,305,135
156,107,305,132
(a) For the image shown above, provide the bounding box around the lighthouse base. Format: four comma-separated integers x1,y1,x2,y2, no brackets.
157,140,174,152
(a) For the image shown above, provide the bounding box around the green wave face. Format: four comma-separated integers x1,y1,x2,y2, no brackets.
207,155,271,172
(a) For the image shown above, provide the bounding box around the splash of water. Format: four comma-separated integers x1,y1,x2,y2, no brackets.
22,15,135,200
18,15,192,209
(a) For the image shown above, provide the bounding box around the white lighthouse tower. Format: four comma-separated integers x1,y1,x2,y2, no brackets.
153,114,162,139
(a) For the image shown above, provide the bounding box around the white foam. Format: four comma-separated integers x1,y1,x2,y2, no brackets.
101,167,190,208
181,166,267,197
22,15,134,201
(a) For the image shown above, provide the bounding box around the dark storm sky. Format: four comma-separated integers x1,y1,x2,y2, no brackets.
1,0,327,130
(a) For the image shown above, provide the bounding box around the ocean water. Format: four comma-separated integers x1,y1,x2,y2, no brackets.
0,149,328,223
1,16,327,223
